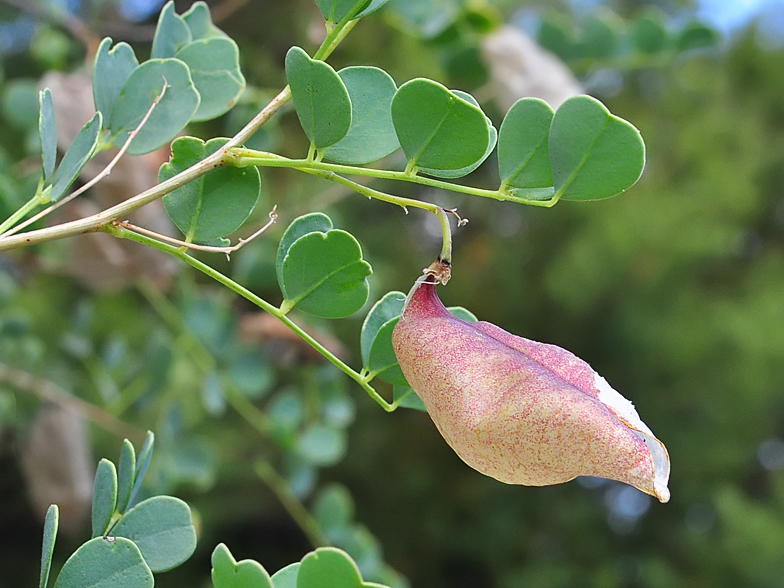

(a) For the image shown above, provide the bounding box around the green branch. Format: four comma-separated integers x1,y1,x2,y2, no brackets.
229,149,561,207
105,222,396,412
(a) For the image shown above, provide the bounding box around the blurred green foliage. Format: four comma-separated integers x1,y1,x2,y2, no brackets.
1,1,784,588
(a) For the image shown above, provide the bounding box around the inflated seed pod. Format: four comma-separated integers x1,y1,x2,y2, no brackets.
392,279,670,503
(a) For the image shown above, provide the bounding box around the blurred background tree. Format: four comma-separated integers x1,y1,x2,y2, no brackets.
1,0,783,587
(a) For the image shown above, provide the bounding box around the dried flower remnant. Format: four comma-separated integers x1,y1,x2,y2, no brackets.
392,279,670,503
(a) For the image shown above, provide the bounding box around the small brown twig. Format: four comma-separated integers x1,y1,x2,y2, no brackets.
445,207,469,227
118,206,278,260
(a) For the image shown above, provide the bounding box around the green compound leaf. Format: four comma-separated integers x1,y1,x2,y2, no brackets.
115,440,136,515
182,1,227,40
279,229,371,318
323,67,399,165
40,505,59,588
175,37,245,122
313,483,355,533
129,431,154,508
393,385,426,412
93,38,139,126
285,46,351,151
38,89,56,181
296,425,347,466
276,213,333,286
112,496,196,573
160,137,260,242
211,543,273,588
391,78,489,172
360,291,405,367
270,563,300,588
297,547,373,588
47,112,101,203
151,1,192,59
549,95,645,201
110,59,199,156
54,537,153,588
418,89,496,179
92,458,118,538
498,98,554,190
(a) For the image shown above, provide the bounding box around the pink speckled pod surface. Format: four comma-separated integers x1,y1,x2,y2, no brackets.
392,280,670,503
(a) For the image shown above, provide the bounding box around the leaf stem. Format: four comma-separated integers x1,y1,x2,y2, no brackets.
253,459,328,548
105,222,396,412
435,208,452,263
117,206,277,258
0,193,42,235
229,149,561,207
225,386,275,437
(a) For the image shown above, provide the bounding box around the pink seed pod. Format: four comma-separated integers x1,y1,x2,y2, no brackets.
392,279,670,503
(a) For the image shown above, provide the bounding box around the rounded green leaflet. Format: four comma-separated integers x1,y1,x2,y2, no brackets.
279,229,371,318
498,98,554,190
40,505,59,588
392,385,426,412
549,95,645,201
285,46,351,151
47,112,102,203
367,318,406,385
182,1,226,40
418,89,496,178
323,67,399,165
93,38,139,126
391,78,489,172
160,137,261,242
297,547,388,588
677,22,719,51
270,563,300,588
109,59,199,156
130,431,154,508
580,13,618,59
53,537,153,588
387,0,459,38
92,458,117,538
38,88,56,181
355,0,391,18
211,543,273,588
316,0,387,23
296,425,347,466
2,79,40,131
629,10,668,54
313,483,355,533
275,212,333,286
111,495,196,573
151,1,192,59
447,306,478,323
202,370,226,416
115,439,136,514
175,37,245,122
230,349,273,399
360,291,405,367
